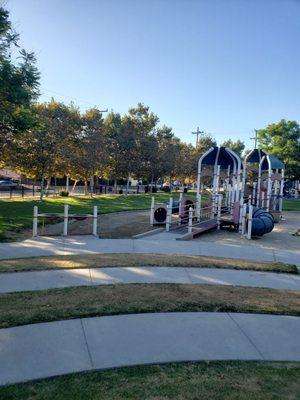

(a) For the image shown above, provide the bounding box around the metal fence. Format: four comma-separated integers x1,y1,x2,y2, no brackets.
0,185,149,199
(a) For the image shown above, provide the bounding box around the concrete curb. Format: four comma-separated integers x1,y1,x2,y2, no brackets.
132,228,164,239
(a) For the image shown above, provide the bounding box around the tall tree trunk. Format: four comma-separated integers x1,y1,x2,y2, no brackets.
90,175,94,197
71,180,78,194
84,179,88,195
40,175,45,201
46,178,51,190
126,176,130,195
66,175,70,192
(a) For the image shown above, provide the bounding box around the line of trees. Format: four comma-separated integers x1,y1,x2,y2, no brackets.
1,5,299,200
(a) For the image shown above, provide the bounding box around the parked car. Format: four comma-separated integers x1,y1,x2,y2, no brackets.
0,179,21,191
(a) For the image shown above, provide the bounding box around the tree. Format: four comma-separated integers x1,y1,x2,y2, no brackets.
196,134,217,155
221,139,245,156
12,101,80,199
174,142,195,182
257,119,300,180
104,103,160,187
0,6,39,162
69,107,107,193
156,126,181,183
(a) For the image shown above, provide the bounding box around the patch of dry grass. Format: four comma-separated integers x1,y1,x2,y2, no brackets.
0,253,297,274
1,283,299,328
1,361,300,400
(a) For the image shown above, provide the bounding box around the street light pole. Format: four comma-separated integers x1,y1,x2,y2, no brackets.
192,127,204,147
250,129,258,149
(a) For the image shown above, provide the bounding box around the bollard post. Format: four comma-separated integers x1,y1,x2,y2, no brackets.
33,206,38,237
188,207,193,234
150,196,155,225
178,193,183,225
247,205,253,240
63,204,69,236
93,206,98,236
169,197,173,211
169,197,173,226
166,205,171,232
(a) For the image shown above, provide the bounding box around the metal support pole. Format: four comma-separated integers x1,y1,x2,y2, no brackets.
239,197,244,229
196,199,201,222
279,169,284,213
33,206,38,237
241,203,247,235
261,191,265,209
217,194,222,230
63,204,69,236
188,207,193,234
247,205,253,240
93,206,98,236
252,182,257,205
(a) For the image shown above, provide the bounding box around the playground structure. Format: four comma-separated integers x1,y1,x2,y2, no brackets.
245,149,285,221
32,204,98,237
150,146,283,240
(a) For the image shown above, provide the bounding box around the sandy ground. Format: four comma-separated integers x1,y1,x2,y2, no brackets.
193,211,300,251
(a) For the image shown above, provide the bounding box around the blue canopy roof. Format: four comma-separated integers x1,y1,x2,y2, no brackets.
245,148,284,170
201,147,242,169
245,149,266,163
261,154,285,171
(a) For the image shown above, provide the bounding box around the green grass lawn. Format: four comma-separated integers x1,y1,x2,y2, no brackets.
1,361,299,399
0,193,186,241
282,198,300,211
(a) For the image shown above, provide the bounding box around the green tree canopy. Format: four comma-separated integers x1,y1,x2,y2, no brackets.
0,6,39,160
257,119,300,180
12,101,81,199
221,139,245,156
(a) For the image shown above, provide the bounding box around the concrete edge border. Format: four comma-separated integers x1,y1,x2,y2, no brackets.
133,228,164,239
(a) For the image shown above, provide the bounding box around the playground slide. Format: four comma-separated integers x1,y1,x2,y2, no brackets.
250,207,274,237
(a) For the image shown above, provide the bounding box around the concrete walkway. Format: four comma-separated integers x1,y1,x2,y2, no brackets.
0,312,300,386
1,266,300,294
0,236,299,266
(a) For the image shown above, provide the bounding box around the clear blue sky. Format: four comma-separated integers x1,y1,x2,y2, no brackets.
6,0,300,148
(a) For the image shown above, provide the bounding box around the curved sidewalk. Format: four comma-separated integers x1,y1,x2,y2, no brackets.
0,312,300,386
0,236,299,267
1,266,300,294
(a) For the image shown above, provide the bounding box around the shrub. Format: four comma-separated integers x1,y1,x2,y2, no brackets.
59,190,69,197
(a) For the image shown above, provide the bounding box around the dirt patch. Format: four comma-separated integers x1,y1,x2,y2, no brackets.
37,210,152,238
